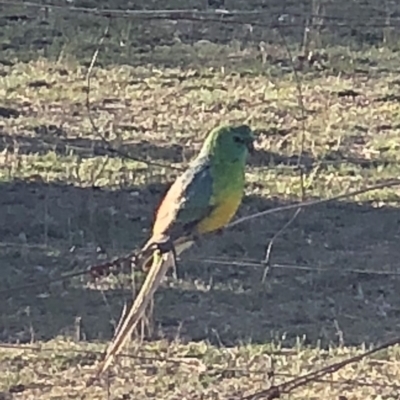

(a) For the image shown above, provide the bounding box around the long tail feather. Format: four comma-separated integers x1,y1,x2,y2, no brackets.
86,238,195,386
87,250,173,385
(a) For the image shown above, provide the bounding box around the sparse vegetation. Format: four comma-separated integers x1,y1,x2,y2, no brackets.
0,0,400,398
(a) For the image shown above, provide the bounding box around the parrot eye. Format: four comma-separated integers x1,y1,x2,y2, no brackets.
233,136,245,145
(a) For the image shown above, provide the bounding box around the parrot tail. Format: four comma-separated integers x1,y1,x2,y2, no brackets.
87,248,173,386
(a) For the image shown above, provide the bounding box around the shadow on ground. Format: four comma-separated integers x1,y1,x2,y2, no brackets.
0,129,391,171
0,179,399,348
1,128,312,168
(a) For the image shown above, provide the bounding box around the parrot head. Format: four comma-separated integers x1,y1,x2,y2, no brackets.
200,124,255,164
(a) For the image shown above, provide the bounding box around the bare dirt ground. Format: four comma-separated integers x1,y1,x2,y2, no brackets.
0,0,400,399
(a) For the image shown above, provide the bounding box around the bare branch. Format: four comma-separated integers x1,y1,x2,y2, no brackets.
242,336,400,400
3,0,400,27
188,257,400,277
261,23,308,282
261,207,301,283
227,178,400,229
85,19,183,171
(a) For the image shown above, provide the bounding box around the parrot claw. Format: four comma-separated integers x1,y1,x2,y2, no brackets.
158,241,179,280
147,240,179,280
154,240,175,254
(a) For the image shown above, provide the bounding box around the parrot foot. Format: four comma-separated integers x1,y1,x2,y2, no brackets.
154,240,179,280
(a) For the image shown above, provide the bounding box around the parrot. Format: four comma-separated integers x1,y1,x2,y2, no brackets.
89,124,254,384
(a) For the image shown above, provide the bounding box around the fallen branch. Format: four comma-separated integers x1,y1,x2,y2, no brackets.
241,336,400,400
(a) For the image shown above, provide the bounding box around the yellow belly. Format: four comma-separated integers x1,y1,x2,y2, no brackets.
196,194,242,234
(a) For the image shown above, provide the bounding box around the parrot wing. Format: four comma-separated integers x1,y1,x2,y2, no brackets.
150,155,215,244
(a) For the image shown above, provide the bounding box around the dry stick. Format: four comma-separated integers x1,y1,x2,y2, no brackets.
227,178,400,229
0,249,138,297
2,1,400,33
0,342,291,362
261,24,308,282
5,0,400,25
85,19,182,172
191,257,400,276
86,21,110,132
0,1,287,17
261,207,301,283
84,42,111,189
241,336,400,400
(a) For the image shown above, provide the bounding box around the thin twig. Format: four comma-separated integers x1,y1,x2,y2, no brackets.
261,207,302,283
227,178,400,229
0,343,192,364
189,257,400,276
261,23,308,282
5,0,400,25
85,20,110,140
0,250,137,297
242,336,400,400
85,19,183,171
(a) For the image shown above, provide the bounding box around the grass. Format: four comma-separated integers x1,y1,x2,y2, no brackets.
0,0,400,398
0,339,400,399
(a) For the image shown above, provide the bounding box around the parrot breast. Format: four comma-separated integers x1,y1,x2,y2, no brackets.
195,192,243,233
195,161,245,234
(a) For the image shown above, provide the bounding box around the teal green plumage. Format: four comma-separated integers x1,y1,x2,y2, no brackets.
148,124,254,249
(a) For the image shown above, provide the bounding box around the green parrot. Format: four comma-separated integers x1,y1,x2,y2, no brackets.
90,124,254,382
